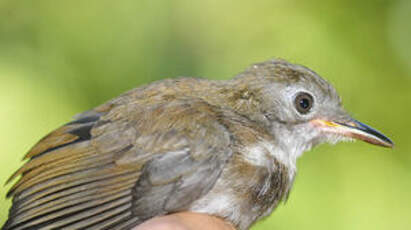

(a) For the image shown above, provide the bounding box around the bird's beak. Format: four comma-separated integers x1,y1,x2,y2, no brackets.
311,118,394,148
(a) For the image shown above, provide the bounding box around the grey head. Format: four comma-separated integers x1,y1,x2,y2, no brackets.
233,59,393,161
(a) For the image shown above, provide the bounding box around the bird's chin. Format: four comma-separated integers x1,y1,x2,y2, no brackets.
310,120,353,143
307,130,353,148
321,132,355,145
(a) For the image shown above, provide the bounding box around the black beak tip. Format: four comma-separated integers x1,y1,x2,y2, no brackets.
383,137,394,148
352,120,394,148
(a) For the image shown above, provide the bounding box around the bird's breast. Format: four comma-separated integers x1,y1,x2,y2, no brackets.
190,142,294,230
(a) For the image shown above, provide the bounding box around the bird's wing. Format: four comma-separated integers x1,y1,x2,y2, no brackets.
3,98,233,230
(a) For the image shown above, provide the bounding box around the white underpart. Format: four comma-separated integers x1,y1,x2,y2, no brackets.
243,141,296,168
243,140,306,183
242,144,272,167
192,194,240,220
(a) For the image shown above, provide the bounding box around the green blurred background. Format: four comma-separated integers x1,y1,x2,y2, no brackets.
1,0,410,229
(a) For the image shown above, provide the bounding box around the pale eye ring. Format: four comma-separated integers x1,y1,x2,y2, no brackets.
294,92,314,114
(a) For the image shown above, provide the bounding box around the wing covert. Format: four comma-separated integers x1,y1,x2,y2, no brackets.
3,98,234,230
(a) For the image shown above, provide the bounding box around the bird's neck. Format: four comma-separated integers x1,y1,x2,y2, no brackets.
170,77,312,169
195,78,310,168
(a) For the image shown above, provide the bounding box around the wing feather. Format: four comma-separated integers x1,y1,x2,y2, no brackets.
3,99,234,230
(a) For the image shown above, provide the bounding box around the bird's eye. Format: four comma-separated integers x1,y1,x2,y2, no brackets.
294,92,314,114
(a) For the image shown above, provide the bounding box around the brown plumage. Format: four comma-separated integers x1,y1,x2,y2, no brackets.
3,59,393,230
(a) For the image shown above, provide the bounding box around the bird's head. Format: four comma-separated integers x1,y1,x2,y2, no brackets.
233,59,393,156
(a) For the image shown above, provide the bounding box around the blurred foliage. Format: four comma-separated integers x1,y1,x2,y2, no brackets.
0,0,410,229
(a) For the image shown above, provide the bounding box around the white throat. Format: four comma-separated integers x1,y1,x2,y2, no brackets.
242,123,317,182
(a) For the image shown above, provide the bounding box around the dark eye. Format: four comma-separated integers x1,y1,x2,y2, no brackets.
294,92,314,114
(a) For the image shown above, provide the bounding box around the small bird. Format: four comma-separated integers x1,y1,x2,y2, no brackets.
2,59,393,230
